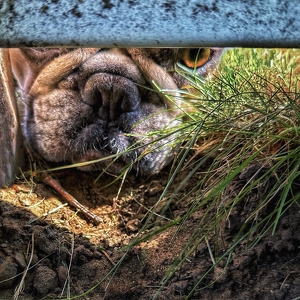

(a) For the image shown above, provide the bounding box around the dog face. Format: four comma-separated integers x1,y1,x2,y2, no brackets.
10,48,223,175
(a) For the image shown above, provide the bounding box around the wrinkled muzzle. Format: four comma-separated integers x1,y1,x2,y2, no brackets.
25,49,182,176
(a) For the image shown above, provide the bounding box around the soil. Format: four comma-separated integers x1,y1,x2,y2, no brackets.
0,151,300,300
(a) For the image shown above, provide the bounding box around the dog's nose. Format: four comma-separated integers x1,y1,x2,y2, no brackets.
81,73,141,121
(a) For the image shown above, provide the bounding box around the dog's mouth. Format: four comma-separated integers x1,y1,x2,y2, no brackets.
72,102,181,175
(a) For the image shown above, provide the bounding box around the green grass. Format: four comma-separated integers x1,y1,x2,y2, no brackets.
122,48,300,299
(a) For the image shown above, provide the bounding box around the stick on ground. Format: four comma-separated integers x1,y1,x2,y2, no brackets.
43,174,102,225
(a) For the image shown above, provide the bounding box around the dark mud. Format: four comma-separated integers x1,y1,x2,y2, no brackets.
0,158,300,300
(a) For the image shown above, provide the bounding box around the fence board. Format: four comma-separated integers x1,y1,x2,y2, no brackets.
0,0,299,47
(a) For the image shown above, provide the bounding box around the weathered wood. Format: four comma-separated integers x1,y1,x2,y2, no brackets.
0,0,299,47
0,49,24,187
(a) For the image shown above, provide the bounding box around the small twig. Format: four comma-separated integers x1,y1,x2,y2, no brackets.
100,249,116,266
280,271,299,290
43,174,102,225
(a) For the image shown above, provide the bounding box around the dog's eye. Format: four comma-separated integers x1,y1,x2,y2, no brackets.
180,48,212,69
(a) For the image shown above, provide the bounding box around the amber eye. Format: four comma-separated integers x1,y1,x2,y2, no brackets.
180,48,212,69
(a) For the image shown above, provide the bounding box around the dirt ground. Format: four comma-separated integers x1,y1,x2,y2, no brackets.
0,150,300,300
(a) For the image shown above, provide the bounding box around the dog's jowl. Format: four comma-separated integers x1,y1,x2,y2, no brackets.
9,48,223,175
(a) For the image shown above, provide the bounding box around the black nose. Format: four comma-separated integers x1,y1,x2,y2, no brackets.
81,73,141,121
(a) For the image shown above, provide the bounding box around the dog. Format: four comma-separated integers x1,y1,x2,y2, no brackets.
9,48,223,176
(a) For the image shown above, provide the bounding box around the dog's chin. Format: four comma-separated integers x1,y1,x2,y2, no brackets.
74,143,175,176
72,105,181,176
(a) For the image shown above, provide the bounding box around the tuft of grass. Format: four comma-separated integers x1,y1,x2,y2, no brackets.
122,48,300,299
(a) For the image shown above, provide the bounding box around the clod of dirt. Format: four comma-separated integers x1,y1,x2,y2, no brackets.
33,265,58,295
0,257,18,289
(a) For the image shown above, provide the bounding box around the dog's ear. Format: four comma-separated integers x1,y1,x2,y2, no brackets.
9,48,70,93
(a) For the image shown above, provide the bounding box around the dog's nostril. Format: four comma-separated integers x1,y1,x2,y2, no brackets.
86,88,130,122
82,88,103,107
98,106,109,121
91,89,103,107
109,109,118,121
